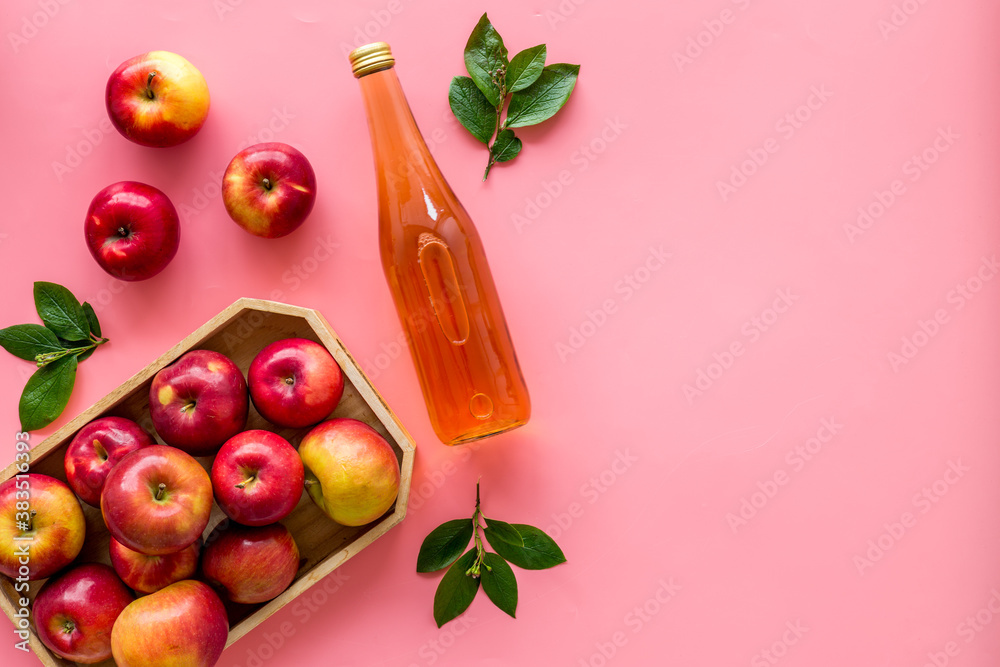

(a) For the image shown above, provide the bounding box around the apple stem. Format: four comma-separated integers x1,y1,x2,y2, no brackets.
261,177,273,191
155,482,166,501
26,510,36,532
145,71,157,100
235,474,256,489
116,226,130,238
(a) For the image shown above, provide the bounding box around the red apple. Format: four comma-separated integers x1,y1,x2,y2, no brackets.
149,349,249,456
211,430,304,526
109,536,200,595
32,563,134,664
201,523,299,604
106,50,210,148
101,445,212,556
111,580,228,667
84,181,180,281
0,474,85,580
64,416,154,507
248,337,344,428
222,142,317,238
298,418,400,526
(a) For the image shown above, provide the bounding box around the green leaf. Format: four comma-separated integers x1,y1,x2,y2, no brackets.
484,523,566,570
490,130,522,163
417,518,475,572
481,552,518,617
449,77,497,145
485,518,523,546
464,13,508,107
33,282,90,342
82,302,102,338
505,64,580,129
506,45,546,93
433,548,480,628
0,324,64,362
19,354,78,432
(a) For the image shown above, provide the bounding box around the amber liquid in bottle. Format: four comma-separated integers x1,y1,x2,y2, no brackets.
351,43,530,445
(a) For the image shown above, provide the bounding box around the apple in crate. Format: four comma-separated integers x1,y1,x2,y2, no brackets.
64,416,154,507
106,50,210,148
84,181,181,281
110,536,201,595
211,429,304,526
248,337,344,428
111,580,228,667
299,418,400,526
149,349,249,455
222,142,317,238
101,445,212,556
32,563,134,664
202,523,299,604
0,474,85,580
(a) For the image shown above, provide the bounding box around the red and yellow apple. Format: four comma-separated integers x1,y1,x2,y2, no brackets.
106,50,210,148
222,142,317,238
101,445,212,556
248,338,344,428
84,181,181,282
298,418,400,526
149,349,249,456
109,536,201,595
64,416,154,507
111,580,228,667
0,474,85,580
32,563,134,664
211,429,304,526
201,522,299,604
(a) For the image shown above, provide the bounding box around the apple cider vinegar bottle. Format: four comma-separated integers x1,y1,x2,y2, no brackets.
349,42,530,445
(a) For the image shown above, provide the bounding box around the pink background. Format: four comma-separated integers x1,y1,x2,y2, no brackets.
3,0,1000,665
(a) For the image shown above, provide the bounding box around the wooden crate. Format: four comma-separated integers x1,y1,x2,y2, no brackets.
0,298,416,666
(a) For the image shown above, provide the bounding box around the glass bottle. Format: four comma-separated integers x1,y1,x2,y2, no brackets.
349,42,530,445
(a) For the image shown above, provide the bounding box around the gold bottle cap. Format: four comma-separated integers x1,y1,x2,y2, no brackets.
349,42,395,78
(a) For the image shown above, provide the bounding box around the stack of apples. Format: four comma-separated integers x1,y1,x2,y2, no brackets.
0,338,401,666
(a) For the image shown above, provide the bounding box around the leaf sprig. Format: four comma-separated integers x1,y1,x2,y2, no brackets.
417,480,566,627
0,282,109,431
449,13,581,180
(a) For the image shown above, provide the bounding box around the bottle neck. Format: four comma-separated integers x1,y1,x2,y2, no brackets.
357,67,434,183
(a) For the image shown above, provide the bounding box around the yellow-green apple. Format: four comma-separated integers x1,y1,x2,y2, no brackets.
101,445,212,556
84,181,181,281
64,416,154,507
109,536,200,595
106,51,210,148
222,142,317,238
111,580,228,667
149,350,249,455
211,430,303,526
0,474,85,580
298,418,400,526
248,338,344,428
32,563,134,664
201,522,299,604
